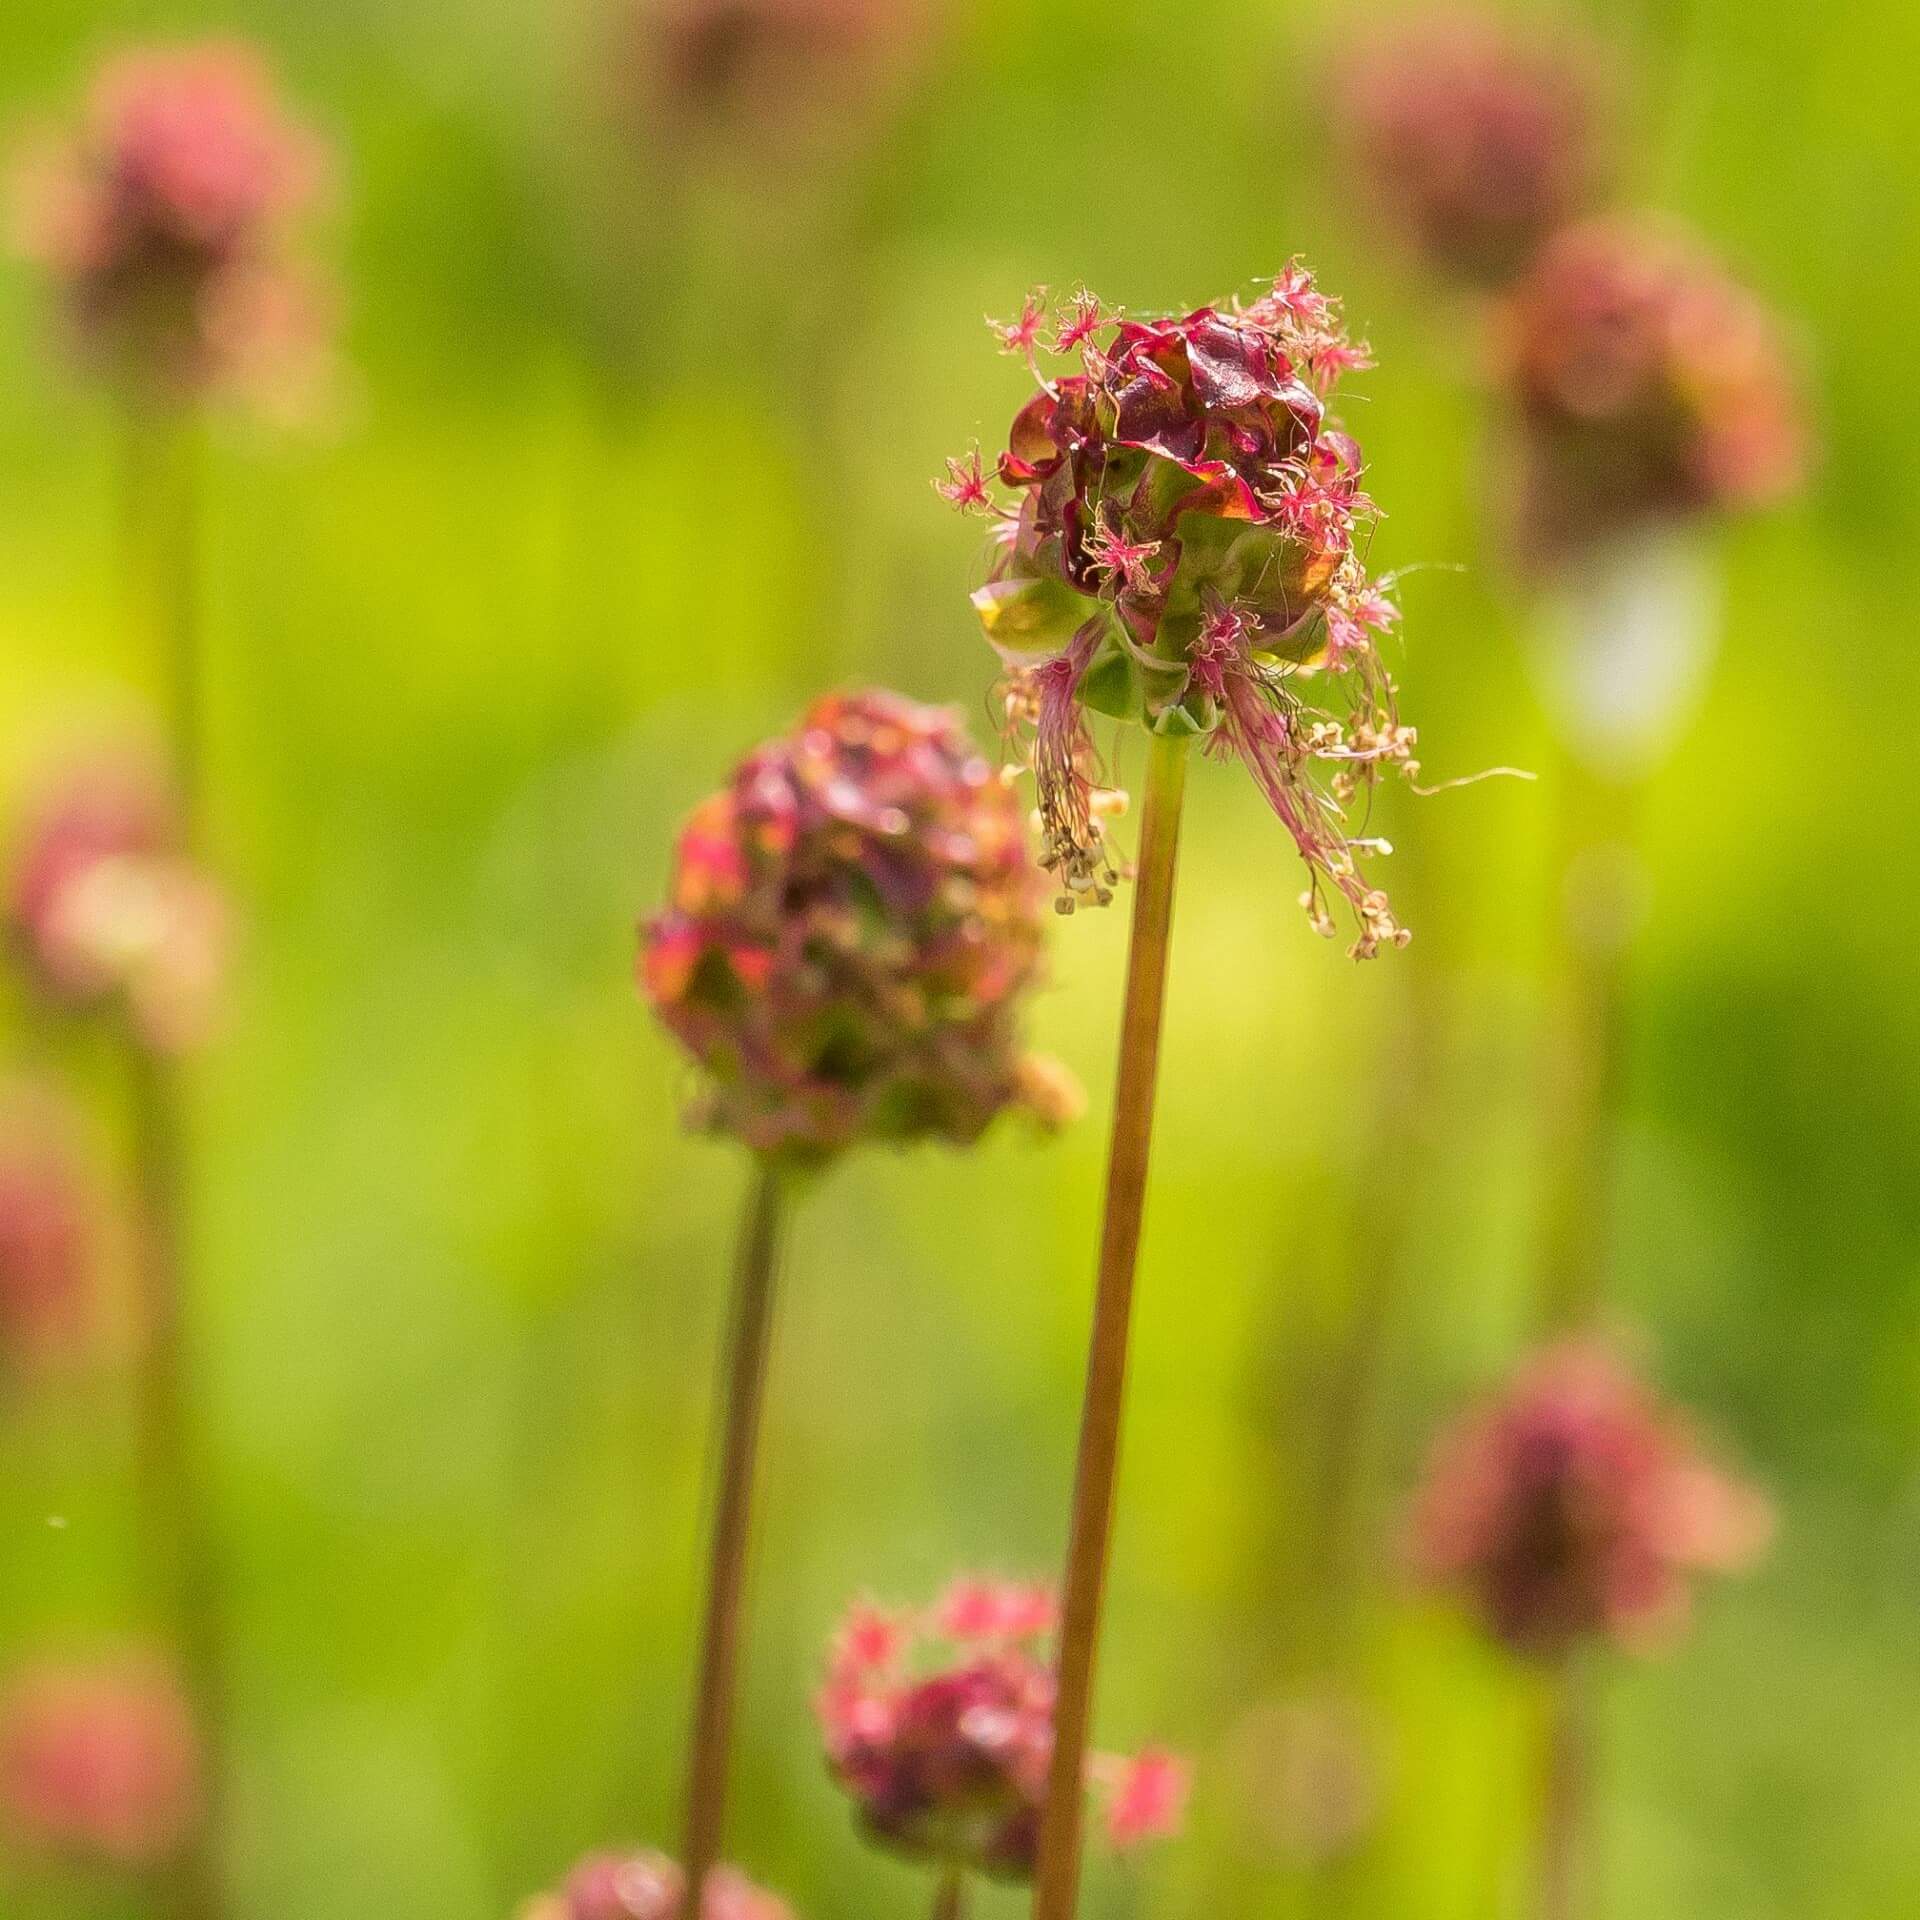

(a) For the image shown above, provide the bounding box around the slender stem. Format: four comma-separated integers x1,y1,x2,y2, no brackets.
1032,732,1190,1920
932,1867,968,1920
122,398,205,837
121,390,223,1920
1534,1662,1593,1920
1535,755,1641,1334
681,1158,789,1915
128,1046,226,1920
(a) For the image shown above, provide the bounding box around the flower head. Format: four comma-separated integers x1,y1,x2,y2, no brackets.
1410,1342,1773,1661
6,753,231,1054
12,41,330,403
956,271,1420,955
0,1083,98,1374
1501,217,1809,561
519,1851,791,1920
640,689,1067,1165
624,0,926,154
1337,10,1607,288
816,1577,1186,1881
0,1655,200,1868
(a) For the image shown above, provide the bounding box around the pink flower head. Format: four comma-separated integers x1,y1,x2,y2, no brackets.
628,0,928,152
816,1578,1187,1881
1410,1342,1774,1661
6,752,232,1054
12,41,330,403
0,1655,200,1869
1501,216,1810,561
1337,10,1608,288
957,271,1422,955
640,689,1068,1164
0,1082,99,1373
520,1850,792,1920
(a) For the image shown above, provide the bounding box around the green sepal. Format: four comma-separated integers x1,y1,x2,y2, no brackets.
970,575,1103,661
1079,643,1142,722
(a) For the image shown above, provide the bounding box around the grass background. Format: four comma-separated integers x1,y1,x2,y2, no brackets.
2,0,1917,1915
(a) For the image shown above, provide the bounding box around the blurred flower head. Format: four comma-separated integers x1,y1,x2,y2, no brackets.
1411,1341,1774,1661
5,751,232,1053
619,0,929,160
0,1656,199,1869
1501,217,1809,562
953,271,1418,956
1337,10,1608,288
11,40,331,406
519,1850,790,1920
816,1577,1187,1880
640,688,1066,1165
0,1082,99,1374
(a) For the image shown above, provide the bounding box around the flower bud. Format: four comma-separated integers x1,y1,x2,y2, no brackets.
1410,1342,1773,1661
617,0,927,161
1501,217,1809,563
641,690,1059,1165
519,1850,790,1920
11,41,331,405
0,1082,98,1375
6,753,232,1054
816,1578,1187,1881
953,273,1420,956
0,1655,200,1868
1337,10,1607,288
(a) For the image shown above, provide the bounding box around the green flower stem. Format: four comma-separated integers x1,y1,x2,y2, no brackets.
1536,752,1643,1333
1032,730,1191,1920
681,1157,790,1916
1534,1661,1594,1920
933,1867,968,1920
128,1045,227,1920
123,391,225,1920
123,397,206,834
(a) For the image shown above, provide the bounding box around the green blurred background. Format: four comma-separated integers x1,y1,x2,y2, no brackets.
2,0,1916,1915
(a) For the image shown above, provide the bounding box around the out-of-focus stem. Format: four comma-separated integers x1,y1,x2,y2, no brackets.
932,1867,968,1920
129,1046,226,1920
681,1158,789,1917
1534,1662,1593,1920
122,399,206,835
122,391,225,1920
1535,754,1642,1333
1032,731,1190,1920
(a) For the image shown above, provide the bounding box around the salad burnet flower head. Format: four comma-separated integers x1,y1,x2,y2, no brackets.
949,270,1419,956
6,752,230,1055
0,1082,99,1373
1500,216,1808,564
11,40,330,404
0,1655,200,1869
519,1850,791,1920
816,1577,1187,1880
1410,1341,1773,1662
1337,9,1608,289
641,689,1068,1165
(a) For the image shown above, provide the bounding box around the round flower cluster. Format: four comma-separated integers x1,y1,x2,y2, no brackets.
634,0,921,139
0,1656,200,1868
949,270,1415,955
520,1850,790,1920
641,689,1067,1165
12,41,328,401
0,1084,97,1373
816,1577,1186,1881
1410,1343,1773,1661
1501,217,1808,560
5,754,230,1054
1338,10,1606,288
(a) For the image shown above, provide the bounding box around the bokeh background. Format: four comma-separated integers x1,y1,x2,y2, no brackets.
2,0,1916,1917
